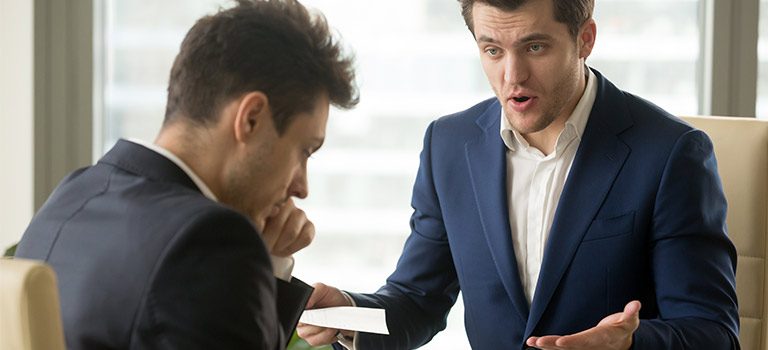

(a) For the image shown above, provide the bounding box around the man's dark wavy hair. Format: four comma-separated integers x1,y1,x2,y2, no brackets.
164,0,359,134
458,0,594,39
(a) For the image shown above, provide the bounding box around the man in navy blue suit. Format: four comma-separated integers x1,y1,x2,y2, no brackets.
299,0,739,349
16,0,358,349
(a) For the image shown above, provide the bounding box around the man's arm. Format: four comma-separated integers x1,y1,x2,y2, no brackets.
633,129,739,349
349,121,462,349
131,208,283,349
299,121,461,349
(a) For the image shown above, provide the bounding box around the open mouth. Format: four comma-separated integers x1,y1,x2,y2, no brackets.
512,96,531,103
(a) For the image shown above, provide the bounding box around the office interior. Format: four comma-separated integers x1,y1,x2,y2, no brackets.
2,1,768,349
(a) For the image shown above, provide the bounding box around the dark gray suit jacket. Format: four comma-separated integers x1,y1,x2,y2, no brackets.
16,139,309,349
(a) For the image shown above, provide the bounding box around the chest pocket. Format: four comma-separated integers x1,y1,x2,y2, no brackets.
582,211,635,242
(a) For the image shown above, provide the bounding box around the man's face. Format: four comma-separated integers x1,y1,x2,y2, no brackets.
223,94,329,231
473,0,592,134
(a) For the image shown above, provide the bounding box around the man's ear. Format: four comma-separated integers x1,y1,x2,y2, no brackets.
233,91,271,143
578,19,597,59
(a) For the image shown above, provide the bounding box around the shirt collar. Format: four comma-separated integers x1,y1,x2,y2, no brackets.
127,138,219,202
500,68,597,153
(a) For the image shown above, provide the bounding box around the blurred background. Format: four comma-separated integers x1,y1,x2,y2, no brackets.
4,0,768,348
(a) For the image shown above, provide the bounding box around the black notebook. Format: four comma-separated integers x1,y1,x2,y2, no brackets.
276,276,314,347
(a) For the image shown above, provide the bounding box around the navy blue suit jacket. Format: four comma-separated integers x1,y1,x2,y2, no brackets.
16,140,306,349
346,70,739,349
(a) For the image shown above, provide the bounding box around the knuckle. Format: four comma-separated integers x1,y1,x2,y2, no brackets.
302,230,315,246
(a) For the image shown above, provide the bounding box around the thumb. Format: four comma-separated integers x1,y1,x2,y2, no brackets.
305,283,329,309
620,300,641,323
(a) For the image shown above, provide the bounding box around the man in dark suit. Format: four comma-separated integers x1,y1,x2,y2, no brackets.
299,0,739,349
15,0,358,349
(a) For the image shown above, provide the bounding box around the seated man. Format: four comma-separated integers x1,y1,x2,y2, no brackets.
15,0,358,349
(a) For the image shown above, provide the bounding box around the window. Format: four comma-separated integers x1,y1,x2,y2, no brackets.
96,1,703,349
97,0,224,152
590,0,701,116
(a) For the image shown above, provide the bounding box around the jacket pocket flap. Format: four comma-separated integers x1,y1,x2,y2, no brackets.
583,211,635,242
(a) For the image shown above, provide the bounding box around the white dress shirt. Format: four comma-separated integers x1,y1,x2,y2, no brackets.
127,139,294,281
500,69,597,304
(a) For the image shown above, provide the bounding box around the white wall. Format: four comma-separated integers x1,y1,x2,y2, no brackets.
0,0,34,252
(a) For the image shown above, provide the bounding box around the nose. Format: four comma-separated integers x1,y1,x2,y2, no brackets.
288,165,308,199
503,54,528,85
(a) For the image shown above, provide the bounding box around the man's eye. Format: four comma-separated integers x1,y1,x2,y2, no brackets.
485,48,499,56
528,44,544,53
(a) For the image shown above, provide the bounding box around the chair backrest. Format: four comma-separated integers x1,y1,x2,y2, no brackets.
682,116,768,350
0,258,66,350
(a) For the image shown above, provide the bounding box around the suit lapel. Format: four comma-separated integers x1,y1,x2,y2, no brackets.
525,72,633,336
465,102,530,323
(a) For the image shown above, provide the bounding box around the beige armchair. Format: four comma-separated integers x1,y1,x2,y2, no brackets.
0,258,65,350
682,116,768,349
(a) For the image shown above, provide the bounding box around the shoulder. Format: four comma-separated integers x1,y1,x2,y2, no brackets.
618,91,706,153
434,97,498,129
154,194,265,254
423,97,499,144
106,175,270,271
594,70,695,141
625,92,691,132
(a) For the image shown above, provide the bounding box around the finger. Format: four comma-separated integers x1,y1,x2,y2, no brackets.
295,323,326,338
261,200,296,251
554,327,606,348
297,324,338,346
269,199,296,229
526,336,542,348
258,219,279,252
274,221,314,256
305,282,350,309
529,335,567,350
620,300,641,323
273,208,308,254
305,283,329,309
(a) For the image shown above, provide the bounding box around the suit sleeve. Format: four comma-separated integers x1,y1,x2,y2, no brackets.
346,121,460,350
131,207,284,350
633,129,740,349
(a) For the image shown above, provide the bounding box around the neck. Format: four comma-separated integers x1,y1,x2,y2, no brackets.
523,119,566,156
154,122,227,198
522,68,588,156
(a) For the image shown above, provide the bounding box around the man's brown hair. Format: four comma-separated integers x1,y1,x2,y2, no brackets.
164,0,358,134
458,0,594,38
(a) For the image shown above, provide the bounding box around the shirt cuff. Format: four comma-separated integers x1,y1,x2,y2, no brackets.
270,255,294,281
337,291,359,350
338,336,356,350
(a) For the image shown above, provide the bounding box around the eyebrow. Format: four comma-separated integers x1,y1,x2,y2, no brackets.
477,35,501,44
477,32,555,46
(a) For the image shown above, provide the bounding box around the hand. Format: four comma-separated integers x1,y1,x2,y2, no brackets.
260,199,314,256
526,300,641,350
297,282,354,346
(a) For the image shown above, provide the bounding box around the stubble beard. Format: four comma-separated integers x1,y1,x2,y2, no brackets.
506,63,583,135
505,108,559,135
220,144,271,230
